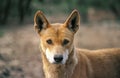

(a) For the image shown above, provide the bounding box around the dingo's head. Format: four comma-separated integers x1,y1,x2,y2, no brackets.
34,10,80,64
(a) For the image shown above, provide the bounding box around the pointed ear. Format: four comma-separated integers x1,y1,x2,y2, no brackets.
64,10,80,33
34,11,50,33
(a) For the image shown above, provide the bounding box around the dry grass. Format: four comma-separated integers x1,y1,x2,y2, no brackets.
0,22,120,78
75,22,120,49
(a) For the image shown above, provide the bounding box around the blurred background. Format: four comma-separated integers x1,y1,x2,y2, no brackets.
0,0,120,78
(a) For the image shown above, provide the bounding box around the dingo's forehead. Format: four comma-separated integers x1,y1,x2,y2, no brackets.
40,23,74,44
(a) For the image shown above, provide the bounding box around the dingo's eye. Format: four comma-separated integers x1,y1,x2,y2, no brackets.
46,39,52,44
62,39,69,46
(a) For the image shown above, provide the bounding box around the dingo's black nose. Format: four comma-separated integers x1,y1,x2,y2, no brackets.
54,55,63,63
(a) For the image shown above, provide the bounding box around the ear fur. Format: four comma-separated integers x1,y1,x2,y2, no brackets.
34,11,49,33
64,10,80,33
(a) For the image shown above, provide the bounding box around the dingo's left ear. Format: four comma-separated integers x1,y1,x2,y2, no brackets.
34,11,50,33
64,10,80,33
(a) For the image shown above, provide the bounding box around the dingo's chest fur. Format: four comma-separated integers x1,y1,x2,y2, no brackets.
34,10,120,78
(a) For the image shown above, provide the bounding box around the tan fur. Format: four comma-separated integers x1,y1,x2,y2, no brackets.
34,10,120,78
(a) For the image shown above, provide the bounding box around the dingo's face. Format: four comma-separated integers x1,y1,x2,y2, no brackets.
34,10,80,64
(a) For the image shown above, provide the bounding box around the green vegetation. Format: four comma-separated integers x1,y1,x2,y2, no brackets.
0,0,120,24
0,30,4,37
32,0,120,21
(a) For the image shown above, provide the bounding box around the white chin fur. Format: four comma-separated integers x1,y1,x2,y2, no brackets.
62,50,68,64
46,49,55,63
46,49,69,64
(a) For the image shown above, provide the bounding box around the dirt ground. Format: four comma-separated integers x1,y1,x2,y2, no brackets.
0,21,120,78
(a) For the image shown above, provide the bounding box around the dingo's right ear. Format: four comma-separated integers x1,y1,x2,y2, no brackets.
34,11,50,33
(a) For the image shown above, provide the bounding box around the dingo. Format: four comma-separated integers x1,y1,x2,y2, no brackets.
34,10,120,78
